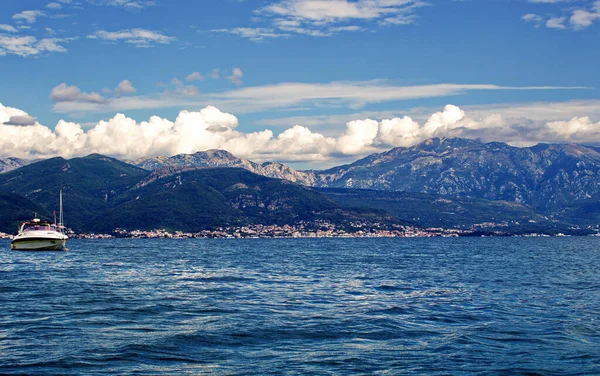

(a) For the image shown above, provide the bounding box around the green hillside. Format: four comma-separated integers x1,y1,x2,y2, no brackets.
0,154,149,228
0,193,51,234
0,158,397,232
1,153,595,235
90,168,396,232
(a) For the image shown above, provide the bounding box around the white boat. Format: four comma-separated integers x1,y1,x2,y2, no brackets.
11,190,68,251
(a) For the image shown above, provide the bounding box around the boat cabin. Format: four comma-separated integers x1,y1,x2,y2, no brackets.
19,219,57,233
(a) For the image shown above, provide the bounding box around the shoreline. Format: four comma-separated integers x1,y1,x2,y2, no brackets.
2,231,595,240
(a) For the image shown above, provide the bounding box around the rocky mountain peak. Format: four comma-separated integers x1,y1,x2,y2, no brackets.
0,157,29,174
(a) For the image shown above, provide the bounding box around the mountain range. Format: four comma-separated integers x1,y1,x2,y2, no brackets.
133,137,600,213
134,149,317,186
1,137,600,234
0,155,395,233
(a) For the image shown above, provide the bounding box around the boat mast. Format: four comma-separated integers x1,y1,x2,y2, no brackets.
59,188,64,231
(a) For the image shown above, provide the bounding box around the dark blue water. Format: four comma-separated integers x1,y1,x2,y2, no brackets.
1,238,599,375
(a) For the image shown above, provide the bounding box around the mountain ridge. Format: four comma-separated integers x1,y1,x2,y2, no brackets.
0,156,396,233
134,150,317,186
3,138,600,233
128,138,600,211
314,137,600,210
0,157,29,174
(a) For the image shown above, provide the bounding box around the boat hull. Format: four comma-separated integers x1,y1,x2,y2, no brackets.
11,238,67,251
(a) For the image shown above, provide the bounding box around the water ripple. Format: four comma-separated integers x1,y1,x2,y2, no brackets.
1,237,600,375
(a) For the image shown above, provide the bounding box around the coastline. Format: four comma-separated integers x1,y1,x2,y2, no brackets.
3,225,596,240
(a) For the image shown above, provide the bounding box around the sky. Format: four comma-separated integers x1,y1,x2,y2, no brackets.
0,0,599,168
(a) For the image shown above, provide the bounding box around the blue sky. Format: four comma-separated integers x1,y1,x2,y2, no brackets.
0,0,599,167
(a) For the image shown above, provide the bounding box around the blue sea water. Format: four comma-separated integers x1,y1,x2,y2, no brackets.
0,237,599,375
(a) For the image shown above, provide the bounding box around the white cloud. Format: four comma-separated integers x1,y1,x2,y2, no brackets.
526,0,600,30
208,81,587,113
217,0,428,40
546,16,567,29
49,83,106,103
174,85,200,97
114,80,136,96
0,24,18,33
186,72,204,82
12,10,45,24
209,68,220,80
570,7,600,29
227,68,243,85
87,0,155,9
87,29,175,47
259,99,600,134
0,35,70,57
261,0,427,25
50,80,590,116
105,0,156,9
529,0,570,3
521,13,542,23
212,27,289,41
168,78,200,97
46,2,63,9
5,102,600,166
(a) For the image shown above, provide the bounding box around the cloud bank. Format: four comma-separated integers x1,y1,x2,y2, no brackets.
2,102,600,166
49,80,589,116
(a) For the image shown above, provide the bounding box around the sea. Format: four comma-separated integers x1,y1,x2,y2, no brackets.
0,237,599,375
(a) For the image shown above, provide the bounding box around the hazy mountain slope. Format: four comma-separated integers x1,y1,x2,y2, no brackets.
316,188,561,230
314,138,600,210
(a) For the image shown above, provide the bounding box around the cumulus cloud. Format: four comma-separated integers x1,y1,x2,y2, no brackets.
185,72,204,82
0,35,71,57
227,68,243,85
522,13,542,24
211,0,428,41
174,85,200,97
0,24,18,33
212,27,289,41
570,6,600,29
526,0,600,29
46,2,63,9
49,83,106,104
3,102,600,166
253,0,428,38
104,0,156,9
87,28,175,47
546,16,567,29
12,10,45,24
169,77,200,97
114,79,136,96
